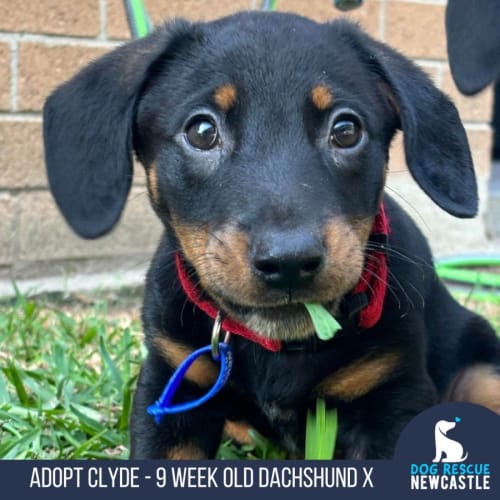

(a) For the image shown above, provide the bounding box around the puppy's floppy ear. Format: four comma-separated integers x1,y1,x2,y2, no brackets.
446,0,500,95
43,21,192,238
344,24,477,218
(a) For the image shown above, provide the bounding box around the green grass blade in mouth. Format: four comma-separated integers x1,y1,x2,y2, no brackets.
304,302,342,340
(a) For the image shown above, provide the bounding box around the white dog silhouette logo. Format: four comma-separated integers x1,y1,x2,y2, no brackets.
432,417,468,463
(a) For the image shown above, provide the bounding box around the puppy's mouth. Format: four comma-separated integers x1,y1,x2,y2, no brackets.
221,294,337,318
209,290,340,342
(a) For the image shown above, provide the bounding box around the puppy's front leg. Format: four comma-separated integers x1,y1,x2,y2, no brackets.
338,374,437,459
130,353,225,459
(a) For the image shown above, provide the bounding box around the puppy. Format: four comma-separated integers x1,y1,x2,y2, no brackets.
432,419,468,463
43,11,500,459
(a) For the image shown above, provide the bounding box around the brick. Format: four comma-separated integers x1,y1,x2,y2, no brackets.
0,194,16,266
388,130,406,173
0,42,10,110
0,120,147,189
107,0,253,40
466,127,493,177
18,188,162,262
0,0,100,37
145,0,253,22
0,120,46,189
106,0,129,40
442,69,494,123
385,2,446,60
278,0,380,36
387,127,493,179
18,43,108,112
415,62,441,87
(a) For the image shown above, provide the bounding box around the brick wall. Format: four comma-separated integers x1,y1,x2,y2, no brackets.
0,0,496,294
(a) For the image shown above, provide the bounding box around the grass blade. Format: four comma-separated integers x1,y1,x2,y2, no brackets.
3,363,30,406
99,335,123,391
305,399,338,459
0,372,10,403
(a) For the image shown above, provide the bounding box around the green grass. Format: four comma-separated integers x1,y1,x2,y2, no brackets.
0,287,499,460
0,289,143,459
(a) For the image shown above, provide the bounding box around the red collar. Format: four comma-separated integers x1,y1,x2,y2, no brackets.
175,203,389,352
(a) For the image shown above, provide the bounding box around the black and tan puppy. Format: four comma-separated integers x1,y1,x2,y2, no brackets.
43,11,500,459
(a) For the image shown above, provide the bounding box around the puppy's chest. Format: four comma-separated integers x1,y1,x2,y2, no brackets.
229,340,400,410
230,345,340,406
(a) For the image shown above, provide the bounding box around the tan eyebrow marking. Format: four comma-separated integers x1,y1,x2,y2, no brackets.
213,83,237,111
311,84,334,111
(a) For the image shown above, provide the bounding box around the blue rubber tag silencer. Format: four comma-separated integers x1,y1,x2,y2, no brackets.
147,342,233,422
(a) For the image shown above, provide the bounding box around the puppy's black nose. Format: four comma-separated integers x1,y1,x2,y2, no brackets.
251,230,324,290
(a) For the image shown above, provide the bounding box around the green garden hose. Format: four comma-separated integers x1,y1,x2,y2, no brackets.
436,255,500,302
123,0,151,38
261,0,278,10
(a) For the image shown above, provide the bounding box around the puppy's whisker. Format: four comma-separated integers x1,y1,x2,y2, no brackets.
365,243,421,270
362,255,402,309
356,272,377,301
365,241,435,273
387,245,435,271
384,185,430,232
405,280,426,310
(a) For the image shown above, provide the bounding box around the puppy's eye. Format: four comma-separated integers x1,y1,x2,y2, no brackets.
185,116,220,150
329,115,362,148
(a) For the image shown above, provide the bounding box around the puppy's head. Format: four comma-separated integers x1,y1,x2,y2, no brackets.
43,12,476,341
436,420,456,435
